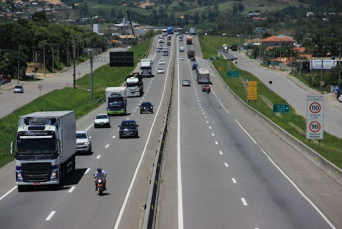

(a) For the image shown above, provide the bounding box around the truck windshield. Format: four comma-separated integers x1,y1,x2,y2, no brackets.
17,132,56,154
127,83,139,87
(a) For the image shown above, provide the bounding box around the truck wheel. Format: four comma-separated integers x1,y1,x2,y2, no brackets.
18,186,25,192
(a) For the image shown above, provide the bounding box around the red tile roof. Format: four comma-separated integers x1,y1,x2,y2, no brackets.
261,36,295,43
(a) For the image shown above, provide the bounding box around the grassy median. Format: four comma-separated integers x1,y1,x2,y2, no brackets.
0,37,152,168
199,35,342,169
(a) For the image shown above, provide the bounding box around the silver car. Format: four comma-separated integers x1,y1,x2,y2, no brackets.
13,85,24,93
182,80,191,86
76,131,92,154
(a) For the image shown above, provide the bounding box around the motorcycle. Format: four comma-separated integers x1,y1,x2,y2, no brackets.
95,176,106,196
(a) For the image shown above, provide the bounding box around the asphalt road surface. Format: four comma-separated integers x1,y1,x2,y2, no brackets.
157,36,342,229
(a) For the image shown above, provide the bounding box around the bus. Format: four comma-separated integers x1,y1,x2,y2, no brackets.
162,29,167,36
196,68,210,84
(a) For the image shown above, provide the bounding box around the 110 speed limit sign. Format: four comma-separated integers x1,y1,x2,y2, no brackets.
306,94,324,139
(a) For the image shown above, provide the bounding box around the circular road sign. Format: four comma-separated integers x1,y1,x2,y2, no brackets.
309,121,321,133
38,85,43,90
219,67,224,71
309,102,321,114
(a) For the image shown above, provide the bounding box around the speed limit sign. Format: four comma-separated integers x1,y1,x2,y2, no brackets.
306,94,324,139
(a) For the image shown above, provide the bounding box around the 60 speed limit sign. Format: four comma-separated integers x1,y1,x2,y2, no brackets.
306,94,324,139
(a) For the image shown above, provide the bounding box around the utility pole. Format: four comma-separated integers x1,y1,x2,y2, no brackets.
17,45,20,84
337,43,342,86
73,39,76,89
43,45,46,78
320,46,324,90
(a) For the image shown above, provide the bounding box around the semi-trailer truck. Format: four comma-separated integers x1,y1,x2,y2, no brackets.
140,59,154,78
187,50,195,58
106,87,127,115
167,27,174,34
125,72,143,97
11,111,76,192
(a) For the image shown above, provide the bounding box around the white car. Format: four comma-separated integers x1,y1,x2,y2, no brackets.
157,68,164,74
179,56,184,60
94,114,110,128
76,131,92,154
158,39,164,43
182,79,191,86
338,95,342,103
159,59,165,65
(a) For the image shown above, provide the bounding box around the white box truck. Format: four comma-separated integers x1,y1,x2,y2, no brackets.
162,47,169,56
140,59,154,78
105,87,127,115
190,27,196,35
11,111,76,192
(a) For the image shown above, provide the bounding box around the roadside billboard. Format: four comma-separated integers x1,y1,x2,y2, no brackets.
310,59,337,70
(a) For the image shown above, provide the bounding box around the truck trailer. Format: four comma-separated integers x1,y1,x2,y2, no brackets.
106,87,127,115
140,59,154,78
186,36,192,45
125,72,143,97
187,50,195,58
190,27,196,35
11,111,76,192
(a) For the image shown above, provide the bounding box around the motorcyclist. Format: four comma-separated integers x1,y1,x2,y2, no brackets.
94,167,107,191
207,86,211,94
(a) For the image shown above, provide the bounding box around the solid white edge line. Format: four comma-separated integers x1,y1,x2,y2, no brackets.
177,36,184,229
0,186,17,201
211,86,229,114
45,211,56,221
212,82,336,228
113,40,174,229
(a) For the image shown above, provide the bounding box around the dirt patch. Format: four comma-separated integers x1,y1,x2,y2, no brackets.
139,1,155,8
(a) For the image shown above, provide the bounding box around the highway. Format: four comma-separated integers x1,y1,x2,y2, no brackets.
1,34,342,229
0,36,174,228
157,36,342,228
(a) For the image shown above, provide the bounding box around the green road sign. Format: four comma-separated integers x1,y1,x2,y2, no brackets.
227,71,240,77
273,104,290,113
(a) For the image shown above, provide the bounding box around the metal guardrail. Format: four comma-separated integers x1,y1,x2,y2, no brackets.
209,61,342,186
140,35,176,229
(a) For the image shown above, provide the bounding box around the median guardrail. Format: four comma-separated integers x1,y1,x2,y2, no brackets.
141,35,176,229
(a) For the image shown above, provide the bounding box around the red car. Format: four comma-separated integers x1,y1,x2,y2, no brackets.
202,85,210,92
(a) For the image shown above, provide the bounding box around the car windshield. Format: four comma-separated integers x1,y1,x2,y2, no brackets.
76,133,87,139
142,102,151,107
15,86,22,89
96,115,107,119
122,121,136,127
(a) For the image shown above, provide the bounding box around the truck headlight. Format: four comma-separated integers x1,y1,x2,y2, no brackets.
51,169,58,181
16,170,23,181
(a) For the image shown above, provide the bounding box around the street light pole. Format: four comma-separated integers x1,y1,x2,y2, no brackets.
17,45,20,84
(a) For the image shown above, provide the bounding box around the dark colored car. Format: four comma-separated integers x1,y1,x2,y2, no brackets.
192,63,198,70
140,102,154,114
118,120,139,138
167,42,171,46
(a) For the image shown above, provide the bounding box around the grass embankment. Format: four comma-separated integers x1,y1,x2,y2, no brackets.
199,35,342,169
0,37,152,168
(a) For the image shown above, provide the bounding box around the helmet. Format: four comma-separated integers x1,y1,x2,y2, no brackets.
97,167,102,173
